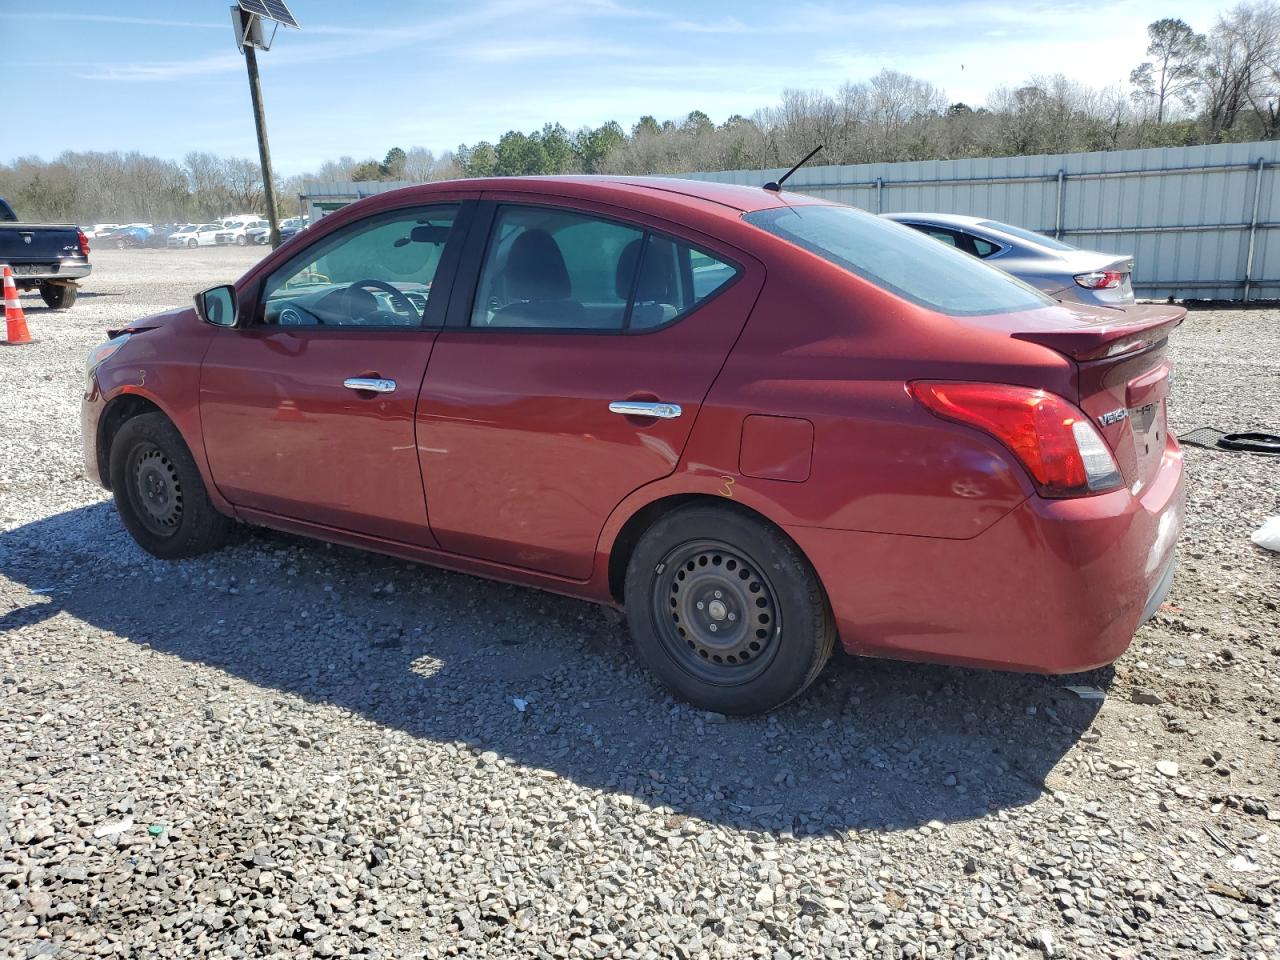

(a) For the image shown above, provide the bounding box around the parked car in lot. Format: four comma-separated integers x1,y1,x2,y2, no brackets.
247,217,308,245
884,213,1136,307
83,178,1184,713
167,224,222,248
147,224,192,248
216,216,266,246
0,196,91,308
83,223,120,238
104,225,153,249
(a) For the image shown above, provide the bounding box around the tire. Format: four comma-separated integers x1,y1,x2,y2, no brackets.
236,235,247,246
109,412,230,560
116,239,127,249
624,505,836,715
188,239,198,249
40,284,76,309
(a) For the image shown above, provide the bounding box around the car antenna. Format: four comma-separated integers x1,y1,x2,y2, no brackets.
763,144,824,192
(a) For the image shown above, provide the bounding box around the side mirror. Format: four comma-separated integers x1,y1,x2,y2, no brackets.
195,284,238,327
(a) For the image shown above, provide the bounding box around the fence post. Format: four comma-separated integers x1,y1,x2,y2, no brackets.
1243,157,1266,304
875,177,883,213
1054,169,1066,239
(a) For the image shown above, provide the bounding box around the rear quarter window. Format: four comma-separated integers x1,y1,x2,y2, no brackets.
745,205,1053,317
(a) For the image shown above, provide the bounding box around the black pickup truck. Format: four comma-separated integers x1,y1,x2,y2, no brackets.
0,197,92,309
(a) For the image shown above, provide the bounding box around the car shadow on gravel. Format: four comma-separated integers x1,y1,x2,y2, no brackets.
1,503,1109,836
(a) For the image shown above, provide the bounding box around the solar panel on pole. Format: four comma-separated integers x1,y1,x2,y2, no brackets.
236,0,299,29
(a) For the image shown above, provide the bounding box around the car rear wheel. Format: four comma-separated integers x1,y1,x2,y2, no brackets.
188,239,198,248
624,505,836,714
109,413,230,559
236,235,247,246
40,283,76,309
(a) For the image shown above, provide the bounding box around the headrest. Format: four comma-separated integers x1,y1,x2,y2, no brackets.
615,238,674,302
505,229,571,300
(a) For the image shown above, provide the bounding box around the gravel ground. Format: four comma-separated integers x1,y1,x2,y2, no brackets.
2,248,1279,959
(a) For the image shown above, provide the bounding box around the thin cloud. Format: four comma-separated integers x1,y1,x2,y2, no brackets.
669,17,754,34
458,39,642,62
80,52,246,82
0,12,223,29
75,0,644,82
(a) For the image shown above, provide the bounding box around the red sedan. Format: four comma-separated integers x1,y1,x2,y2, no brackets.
82,177,1184,714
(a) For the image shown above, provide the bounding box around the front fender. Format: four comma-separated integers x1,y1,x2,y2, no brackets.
95,355,232,515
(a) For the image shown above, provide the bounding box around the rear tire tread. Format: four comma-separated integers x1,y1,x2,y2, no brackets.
40,284,76,309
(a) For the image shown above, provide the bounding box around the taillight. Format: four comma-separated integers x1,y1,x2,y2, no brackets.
909,381,1123,498
77,229,91,257
1074,269,1124,290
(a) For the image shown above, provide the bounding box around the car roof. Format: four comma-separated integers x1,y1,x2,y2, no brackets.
385,175,828,216
883,212,989,228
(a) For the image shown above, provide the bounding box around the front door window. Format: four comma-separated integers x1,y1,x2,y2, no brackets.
261,206,459,327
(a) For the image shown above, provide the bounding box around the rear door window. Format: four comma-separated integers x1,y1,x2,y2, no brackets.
470,205,740,332
978,220,1077,252
746,205,1053,316
900,223,1002,260
967,235,1001,258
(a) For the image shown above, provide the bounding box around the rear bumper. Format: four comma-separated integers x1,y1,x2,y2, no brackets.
789,440,1184,674
9,259,91,284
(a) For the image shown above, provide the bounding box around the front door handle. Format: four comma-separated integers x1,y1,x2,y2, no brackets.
608,400,682,419
343,377,396,394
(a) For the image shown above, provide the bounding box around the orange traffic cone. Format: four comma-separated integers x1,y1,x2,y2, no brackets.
2,265,34,346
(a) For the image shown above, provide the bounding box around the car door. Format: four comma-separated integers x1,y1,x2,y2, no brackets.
200,200,472,546
417,197,764,579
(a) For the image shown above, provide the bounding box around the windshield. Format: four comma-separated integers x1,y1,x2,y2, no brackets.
745,204,1054,316
977,219,1077,252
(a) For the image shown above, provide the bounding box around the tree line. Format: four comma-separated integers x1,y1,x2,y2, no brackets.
3,2,1279,224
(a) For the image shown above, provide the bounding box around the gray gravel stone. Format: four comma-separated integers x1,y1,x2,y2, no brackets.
0,252,1278,958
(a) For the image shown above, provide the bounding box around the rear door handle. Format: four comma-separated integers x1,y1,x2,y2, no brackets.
608,401,682,419
343,377,396,394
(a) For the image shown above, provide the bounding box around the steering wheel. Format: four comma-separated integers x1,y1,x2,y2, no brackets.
346,278,419,321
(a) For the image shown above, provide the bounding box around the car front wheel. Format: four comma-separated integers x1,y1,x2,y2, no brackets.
188,239,198,248
624,505,836,715
109,413,231,559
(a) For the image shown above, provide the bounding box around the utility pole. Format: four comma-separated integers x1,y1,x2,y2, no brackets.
229,2,299,249
243,43,281,248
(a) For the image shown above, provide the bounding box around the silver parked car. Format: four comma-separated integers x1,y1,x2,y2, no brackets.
883,213,1135,307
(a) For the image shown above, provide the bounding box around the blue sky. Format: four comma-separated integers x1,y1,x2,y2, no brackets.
4,0,1214,174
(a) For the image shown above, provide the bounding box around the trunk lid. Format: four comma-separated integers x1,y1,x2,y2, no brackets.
1012,303,1184,492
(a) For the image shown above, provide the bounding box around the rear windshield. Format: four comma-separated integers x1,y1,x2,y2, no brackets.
977,219,1077,252
744,204,1054,316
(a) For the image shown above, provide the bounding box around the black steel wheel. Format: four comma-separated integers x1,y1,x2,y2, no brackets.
109,413,230,559
654,539,781,685
625,505,836,714
126,442,185,538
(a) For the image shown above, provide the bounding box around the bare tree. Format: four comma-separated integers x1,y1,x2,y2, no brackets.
221,157,264,213
1202,1,1280,139
1130,19,1208,122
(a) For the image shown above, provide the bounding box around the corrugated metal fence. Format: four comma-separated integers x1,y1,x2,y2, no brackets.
685,141,1280,301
